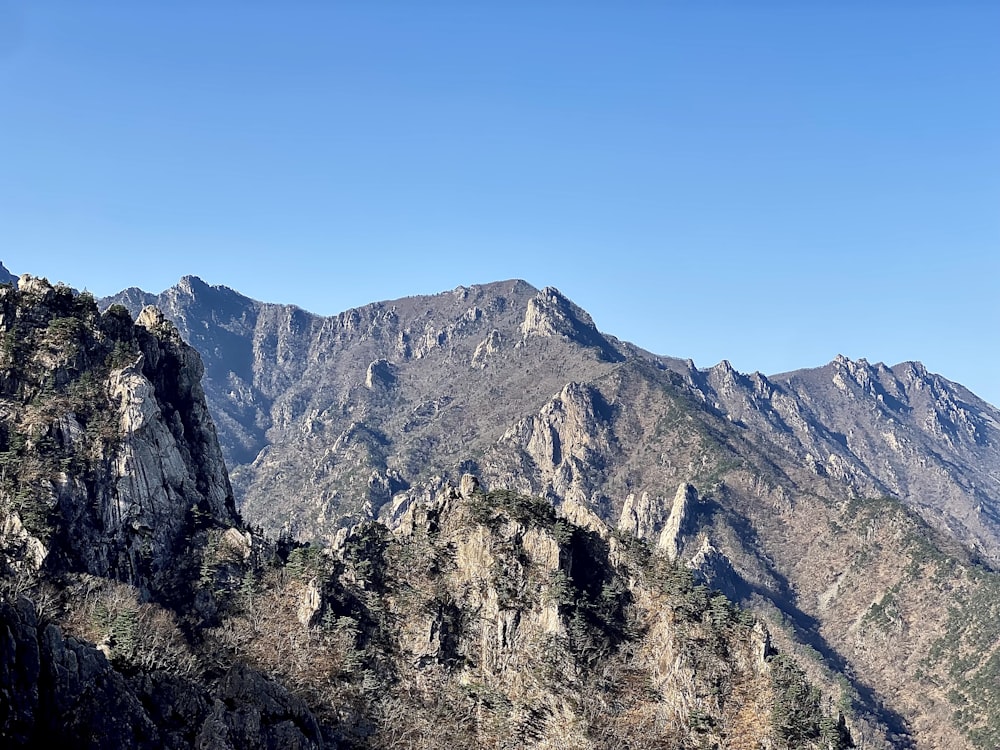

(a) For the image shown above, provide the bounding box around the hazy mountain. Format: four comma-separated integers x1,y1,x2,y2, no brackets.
99,274,1000,748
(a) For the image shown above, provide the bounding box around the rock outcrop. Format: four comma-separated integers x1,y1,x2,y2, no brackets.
0,278,238,605
0,277,341,748
492,381,620,511
657,482,698,559
519,286,623,362
319,481,847,749
617,490,670,541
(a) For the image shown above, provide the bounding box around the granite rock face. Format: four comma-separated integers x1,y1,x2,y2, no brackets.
0,276,330,748
0,277,237,604
519,286,623,362
657,483,698,560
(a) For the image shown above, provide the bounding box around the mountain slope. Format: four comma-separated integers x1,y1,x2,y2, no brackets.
0,262,16,285
0,274,328,747
103,279,642,537
706,355,1000,563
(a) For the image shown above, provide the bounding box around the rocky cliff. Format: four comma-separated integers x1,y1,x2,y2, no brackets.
0,275,329,747
0,276,237,605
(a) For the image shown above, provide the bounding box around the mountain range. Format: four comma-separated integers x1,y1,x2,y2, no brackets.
100,272,1000,748
102,275,1000,557
0,269,853,749
1,262,999,747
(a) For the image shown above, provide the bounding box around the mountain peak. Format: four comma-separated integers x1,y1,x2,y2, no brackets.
176,274,211,295
520,286,623,362
894,360,930,381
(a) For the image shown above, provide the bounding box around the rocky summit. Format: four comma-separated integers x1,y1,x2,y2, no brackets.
0,267,998,748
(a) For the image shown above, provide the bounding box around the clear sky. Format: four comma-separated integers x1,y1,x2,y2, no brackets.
1,1,998,405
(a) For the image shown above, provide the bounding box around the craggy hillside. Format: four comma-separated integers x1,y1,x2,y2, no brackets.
0,275,325,746
206,479,853,750
103,278,647,537
99,273,1000,748
0,273,849,749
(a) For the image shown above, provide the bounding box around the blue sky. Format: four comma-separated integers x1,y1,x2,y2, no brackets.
1,1,998,405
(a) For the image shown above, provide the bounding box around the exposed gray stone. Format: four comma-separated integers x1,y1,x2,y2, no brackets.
657,483,698,560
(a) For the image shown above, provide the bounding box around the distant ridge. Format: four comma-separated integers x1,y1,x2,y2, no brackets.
101,275,1000,559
